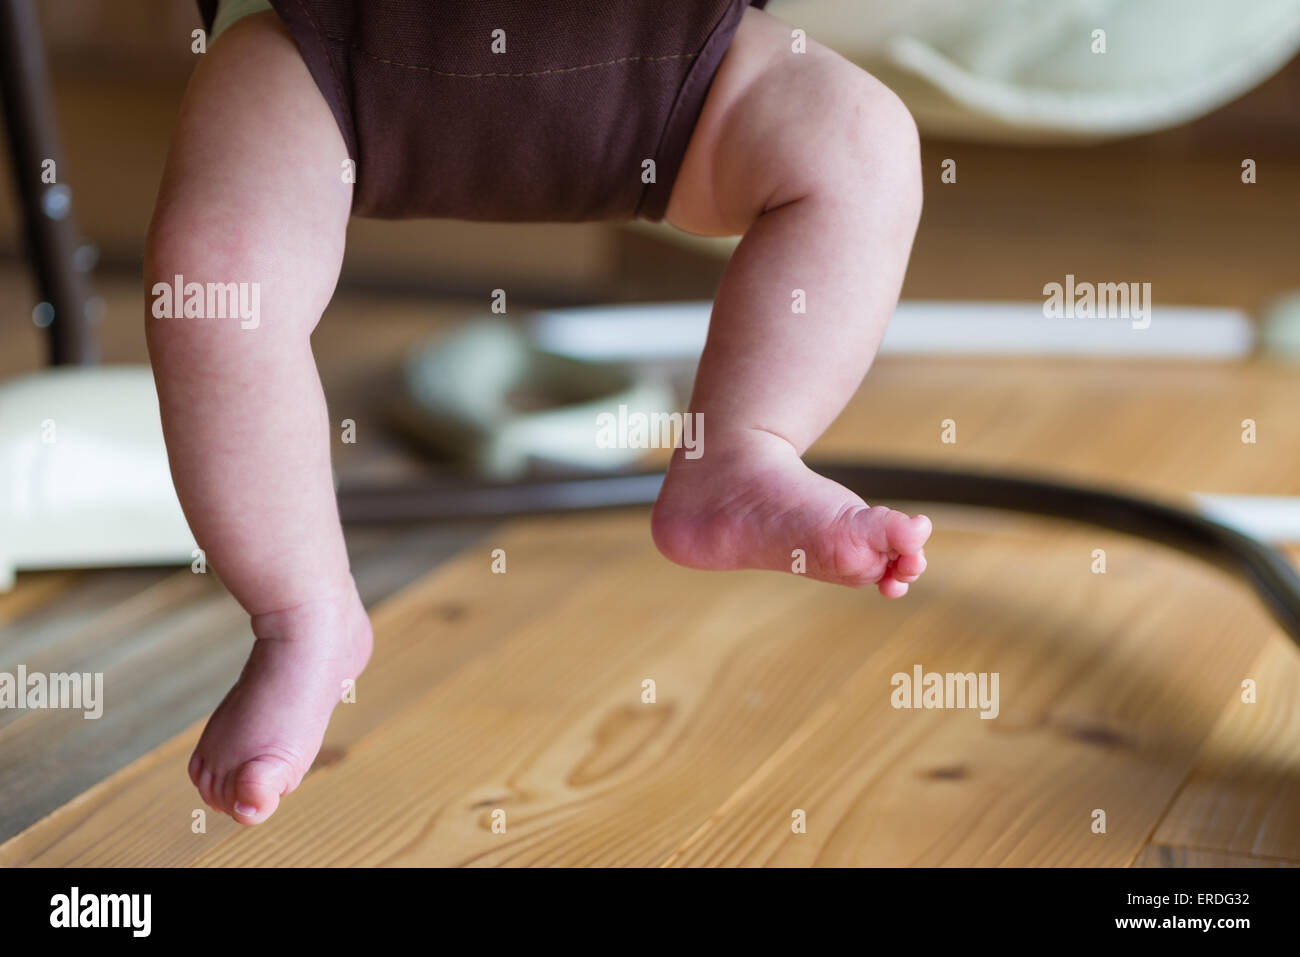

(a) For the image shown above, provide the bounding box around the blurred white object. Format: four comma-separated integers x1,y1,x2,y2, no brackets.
768,0,1300,141
1194,494,1300,545
0,366,196,590
528,300,1254,363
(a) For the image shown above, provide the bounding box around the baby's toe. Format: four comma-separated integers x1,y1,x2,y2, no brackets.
877,575,909,598
231,757,294,825
885,511,931,556
893,551,927,583
197,763,218,811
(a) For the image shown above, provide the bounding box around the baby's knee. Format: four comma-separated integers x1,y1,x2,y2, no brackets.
143,193,338,347
146,198,246,300
816,64,922,223
736,43,921,231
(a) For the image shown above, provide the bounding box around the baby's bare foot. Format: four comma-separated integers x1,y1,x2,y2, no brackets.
188,584,372,825
651,431,931,595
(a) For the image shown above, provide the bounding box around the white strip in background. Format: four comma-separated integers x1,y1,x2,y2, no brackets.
527,301,1254,363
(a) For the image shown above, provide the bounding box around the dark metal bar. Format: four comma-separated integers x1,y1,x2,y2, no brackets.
338,471,665,523
0,0,96,365
338,461,1300,646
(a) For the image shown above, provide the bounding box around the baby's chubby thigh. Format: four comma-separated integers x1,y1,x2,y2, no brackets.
147,12,350,333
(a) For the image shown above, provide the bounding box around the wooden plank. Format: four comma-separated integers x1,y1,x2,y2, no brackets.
1147,636,1300,861
194,523,884,867
819,357,1300,500
0,570,250,839
0,514,641,865
658,529,1279,866
0,571,81,627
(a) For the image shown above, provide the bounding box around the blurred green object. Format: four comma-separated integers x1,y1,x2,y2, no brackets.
393,320,676,480
1259,291,1300,360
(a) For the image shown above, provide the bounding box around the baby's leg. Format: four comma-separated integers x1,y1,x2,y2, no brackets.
653,8,930,595
145,13,367,824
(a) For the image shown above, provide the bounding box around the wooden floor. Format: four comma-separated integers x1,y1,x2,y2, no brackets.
2,350,1298,866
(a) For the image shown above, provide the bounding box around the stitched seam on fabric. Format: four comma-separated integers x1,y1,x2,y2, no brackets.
290,0,355,154
323,36,697,78
634,1,741,217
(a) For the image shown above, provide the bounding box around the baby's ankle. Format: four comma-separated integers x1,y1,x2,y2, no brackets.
670,424,802,475
249,579,369,645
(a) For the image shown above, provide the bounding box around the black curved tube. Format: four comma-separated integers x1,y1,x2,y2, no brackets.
337,462,1300,646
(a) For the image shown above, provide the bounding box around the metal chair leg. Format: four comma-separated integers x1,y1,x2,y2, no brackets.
0,0,96,365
